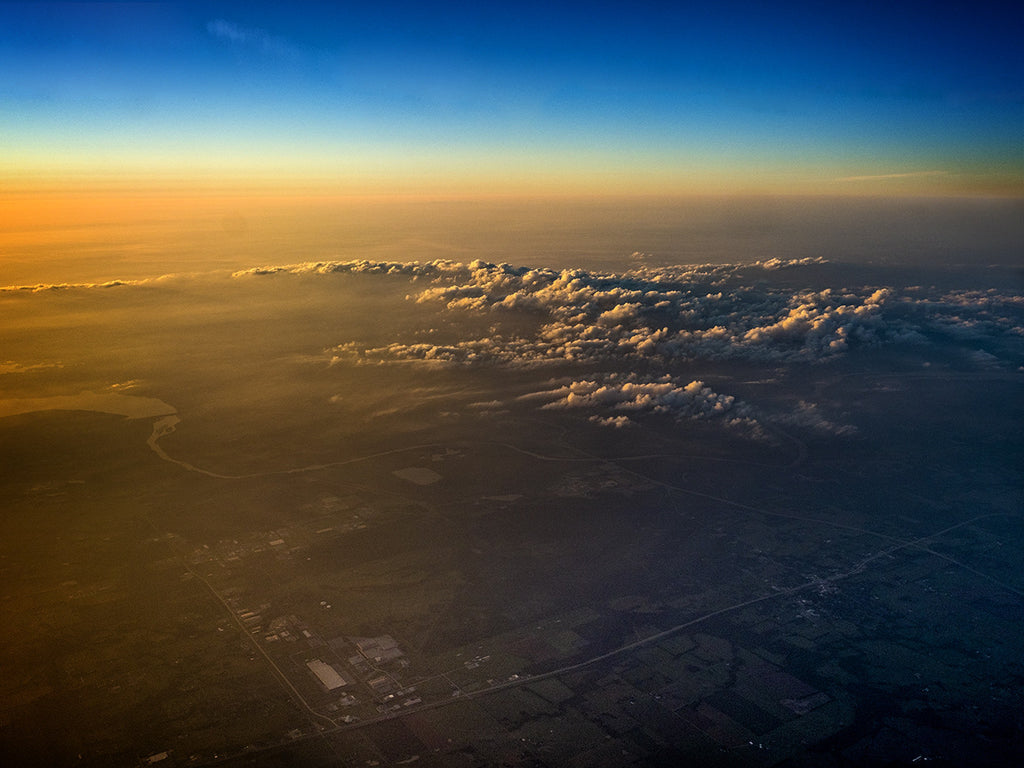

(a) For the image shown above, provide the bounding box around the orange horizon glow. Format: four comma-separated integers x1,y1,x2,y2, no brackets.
4,167,1023,204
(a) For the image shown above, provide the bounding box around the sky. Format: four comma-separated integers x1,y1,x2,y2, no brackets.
1,1,1023,197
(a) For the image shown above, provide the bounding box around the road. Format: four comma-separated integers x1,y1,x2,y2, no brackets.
143,409,1021,765
190,507,1021,766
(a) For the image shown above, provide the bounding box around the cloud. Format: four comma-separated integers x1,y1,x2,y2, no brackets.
206,19,299,59
970,349,1001,368
232,260,461,279
753,257,829,270
518,373,754,429
2,278,153,292
589,415,633,428
24,255,1016,377
467,400,505,410
835,170,949,182
770,401,858,436
305,258,1022,373
11,254,1017,444
0,272,186,293
13,256,1018,439
261,256,1022,436
0,360,62,374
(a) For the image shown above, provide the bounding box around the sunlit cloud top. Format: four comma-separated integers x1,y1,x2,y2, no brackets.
1,1,1022,196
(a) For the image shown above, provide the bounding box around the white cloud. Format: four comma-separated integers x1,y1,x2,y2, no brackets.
753,257,829,270
270,257,1020,436
17,255,1018,440
589,415,634,428
519,373,751,425
32,258,1016,373
305,258,1021,371
771,401,858,436
1,272,184,292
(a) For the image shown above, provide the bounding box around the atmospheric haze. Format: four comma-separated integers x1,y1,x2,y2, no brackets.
1,195,1022,767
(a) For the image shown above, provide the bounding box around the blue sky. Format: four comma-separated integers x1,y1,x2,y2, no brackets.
2,1,1022,194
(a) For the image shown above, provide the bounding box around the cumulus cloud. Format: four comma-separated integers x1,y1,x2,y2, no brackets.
248,256,1021,435
753,256,829,270
303,258,1023,373
898,287,1024,344
319,259,891,366
13,256,1018,437
590,415,633,428
12,254,1015,440
232,260,463,280
517,373,756,430
27,258,1018,375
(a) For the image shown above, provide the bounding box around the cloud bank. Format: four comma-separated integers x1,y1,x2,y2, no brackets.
517,373,757,429
0,273,186,292
250,257,1016,432
286,258,1021,371
12,257,1015,434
